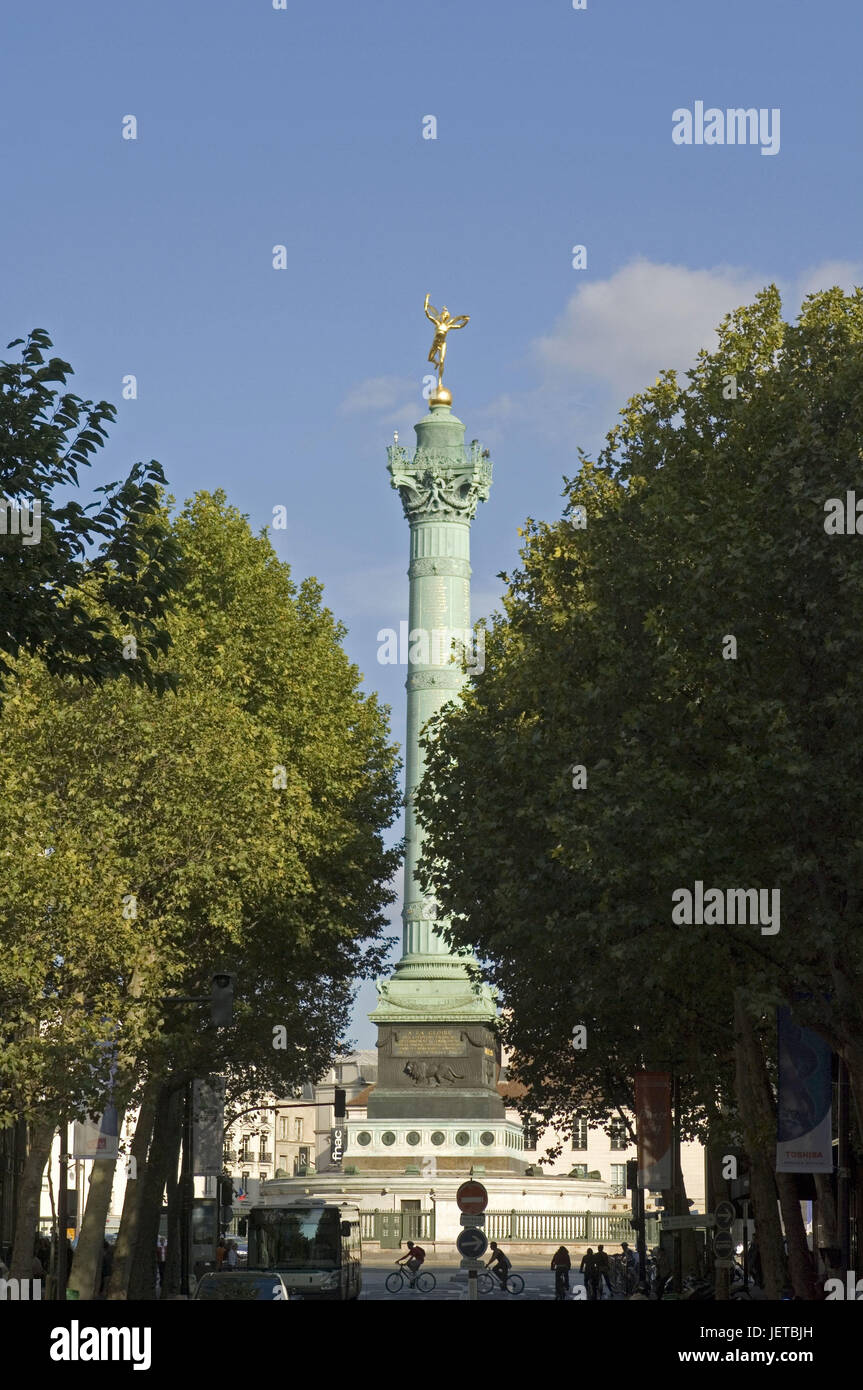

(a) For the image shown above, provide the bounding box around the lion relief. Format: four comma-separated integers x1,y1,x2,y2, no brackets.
404,1060,464,1086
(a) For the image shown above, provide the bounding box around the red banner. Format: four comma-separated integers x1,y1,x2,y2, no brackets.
635,1072,672,1191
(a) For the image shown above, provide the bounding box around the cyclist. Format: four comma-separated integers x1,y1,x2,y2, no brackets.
395,1240,426,1286
551,1245,571,1299
485,1241,512,1290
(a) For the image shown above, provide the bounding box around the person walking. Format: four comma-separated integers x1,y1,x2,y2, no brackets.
215,1237,227,1271
551,1246,571,1300
580,1246,598,1300
225,1240,238,1270
594,1244,612,1298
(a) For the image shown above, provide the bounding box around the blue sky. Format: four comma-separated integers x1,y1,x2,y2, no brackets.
2,0,860,1048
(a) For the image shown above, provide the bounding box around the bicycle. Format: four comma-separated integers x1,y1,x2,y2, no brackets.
609,1254,637,1296
385,1264,436,1293
477,1269,525,1295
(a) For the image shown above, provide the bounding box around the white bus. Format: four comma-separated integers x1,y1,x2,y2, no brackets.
246,1189,362,1301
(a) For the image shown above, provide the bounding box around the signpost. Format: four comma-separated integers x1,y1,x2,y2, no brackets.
713,1203,736,1293
456,1181,488,1300
457,1227,489,1260
660,1213,715,1231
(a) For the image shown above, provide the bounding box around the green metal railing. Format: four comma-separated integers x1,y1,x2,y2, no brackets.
359,1209,659,1246
485,1211,660,1244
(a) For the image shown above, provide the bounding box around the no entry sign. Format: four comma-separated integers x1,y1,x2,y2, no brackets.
456,1180,489,1215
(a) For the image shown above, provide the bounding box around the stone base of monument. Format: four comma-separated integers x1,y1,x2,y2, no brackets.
270,1171,621,1254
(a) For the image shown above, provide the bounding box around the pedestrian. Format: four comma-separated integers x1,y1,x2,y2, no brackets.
225,1240,238,1270
580,1246,598,1300
551,1245,571,1299
594,1244,612,1298
216,1237,227,1271
620,1240,638,1291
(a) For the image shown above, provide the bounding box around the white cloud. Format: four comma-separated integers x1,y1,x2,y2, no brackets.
795,260,863,300
533,258,764,399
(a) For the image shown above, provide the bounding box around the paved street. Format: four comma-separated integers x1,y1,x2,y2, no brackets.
359,1268,602,1301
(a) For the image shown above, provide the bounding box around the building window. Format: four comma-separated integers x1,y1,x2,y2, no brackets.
295,1118,303,1141
571,1163,588,1178
609,1120,628,1151
278,1117,289,1141
259,1171,268,1182
278,1153,288,1170
571,1117,588,1150
610,1163,627,1196
523,1122,539,1151
239,1135,252,1163
241,1171,250,1192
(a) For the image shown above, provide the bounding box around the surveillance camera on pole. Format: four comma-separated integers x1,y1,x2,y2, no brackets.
211,973,234,1027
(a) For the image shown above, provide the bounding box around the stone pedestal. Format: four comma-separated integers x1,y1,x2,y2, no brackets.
368,1022,504,1120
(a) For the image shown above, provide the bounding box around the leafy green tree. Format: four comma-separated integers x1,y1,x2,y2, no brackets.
0,329,182,690
415,286,863,1296
0,491,401,1291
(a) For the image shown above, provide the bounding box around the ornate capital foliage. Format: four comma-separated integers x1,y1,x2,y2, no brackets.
388,441,493,522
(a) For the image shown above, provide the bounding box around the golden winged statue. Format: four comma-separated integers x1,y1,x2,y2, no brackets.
424,293,469,390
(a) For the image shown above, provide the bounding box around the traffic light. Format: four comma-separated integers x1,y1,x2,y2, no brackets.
218,1175,234,1208
334,1087,346,1120
626,1160,638,1190
210,973,234,1026
219,1174,234,1226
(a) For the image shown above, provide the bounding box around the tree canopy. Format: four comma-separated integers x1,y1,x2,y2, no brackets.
415,285,863,1148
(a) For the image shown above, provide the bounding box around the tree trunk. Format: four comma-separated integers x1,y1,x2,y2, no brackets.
733,991,786,1299
67,1132,123,1301
107,1081,157,1299
127,1079,183,1301
776,1171,816,1299
10,1117,55,1281
161,1162,183,1299
814,1171,837,1254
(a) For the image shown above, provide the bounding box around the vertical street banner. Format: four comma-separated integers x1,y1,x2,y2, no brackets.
635,1071,672,1190
193,1077,227,1176
72,1104,119,1160
776,1007,833,1172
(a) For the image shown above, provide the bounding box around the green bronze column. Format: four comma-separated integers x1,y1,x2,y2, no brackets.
366,300,506,1127
386,405,491,981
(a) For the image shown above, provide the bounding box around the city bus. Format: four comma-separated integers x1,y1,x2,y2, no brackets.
246,1189,362,1300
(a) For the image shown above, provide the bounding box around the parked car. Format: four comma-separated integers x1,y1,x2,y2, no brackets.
193,1271,292,1301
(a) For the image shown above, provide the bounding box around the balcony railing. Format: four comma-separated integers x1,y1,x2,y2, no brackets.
223,1149,237,1163
259,1152,273,1165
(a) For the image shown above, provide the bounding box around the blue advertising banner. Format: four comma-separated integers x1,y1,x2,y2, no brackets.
776,1007,833,1173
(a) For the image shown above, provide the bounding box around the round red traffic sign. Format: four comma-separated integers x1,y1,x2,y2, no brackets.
456,1180,489,1215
